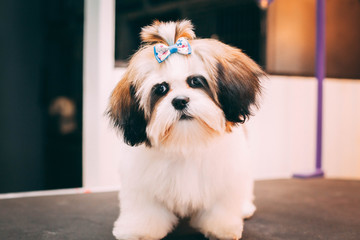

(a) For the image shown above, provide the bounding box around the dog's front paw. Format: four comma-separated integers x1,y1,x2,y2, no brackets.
112,222,161,240
241,201,256,219
113,208,177,240
203,221,243,240
191,211,244,240
208,236,241,240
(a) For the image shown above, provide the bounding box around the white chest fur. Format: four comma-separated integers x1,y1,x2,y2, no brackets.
118,126,253,217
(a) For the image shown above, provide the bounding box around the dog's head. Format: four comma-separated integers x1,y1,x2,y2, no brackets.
108,20,263,152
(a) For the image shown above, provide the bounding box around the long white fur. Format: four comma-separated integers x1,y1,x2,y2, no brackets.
113,126,255,240
112,21,257,240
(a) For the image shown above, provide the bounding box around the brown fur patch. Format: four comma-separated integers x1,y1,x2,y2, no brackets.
191,39,264,123
140,22,168,45
225,121,235,133
107,71,148,146
174,20,196,42
141,20,195,45
197,118,221,137
160,125,174,144
109,72,132,120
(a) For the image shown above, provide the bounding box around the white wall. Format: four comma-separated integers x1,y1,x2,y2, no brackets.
248,76,317,179
322,79,360,179
248,76,360,180
83,0,360,189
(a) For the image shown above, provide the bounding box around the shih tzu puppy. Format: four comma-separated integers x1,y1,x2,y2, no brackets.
108,20,264,240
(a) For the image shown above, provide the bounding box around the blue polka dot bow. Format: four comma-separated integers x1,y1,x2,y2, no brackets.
154,37,192,63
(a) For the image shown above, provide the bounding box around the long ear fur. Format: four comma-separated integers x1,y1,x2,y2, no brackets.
212,41,264,123
107,73,148,146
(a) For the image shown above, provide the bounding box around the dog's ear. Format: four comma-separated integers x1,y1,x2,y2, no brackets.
107,74,148,146
215,43,264,123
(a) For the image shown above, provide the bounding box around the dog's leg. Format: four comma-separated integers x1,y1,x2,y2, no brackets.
113,193,177,240
241,200,256,219
190,203,245,240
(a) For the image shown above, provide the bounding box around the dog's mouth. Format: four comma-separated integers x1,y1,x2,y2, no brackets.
179,114,193,120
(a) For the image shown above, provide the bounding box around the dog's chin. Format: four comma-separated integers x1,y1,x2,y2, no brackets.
147,113,225,154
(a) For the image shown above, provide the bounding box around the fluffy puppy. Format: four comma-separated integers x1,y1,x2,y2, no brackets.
108,20,264,240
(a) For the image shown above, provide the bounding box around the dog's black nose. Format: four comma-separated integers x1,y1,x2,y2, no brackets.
172,96,189,110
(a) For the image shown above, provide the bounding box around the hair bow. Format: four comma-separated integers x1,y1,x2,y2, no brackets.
154,37,192,63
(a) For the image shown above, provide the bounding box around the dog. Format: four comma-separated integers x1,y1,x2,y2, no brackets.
108,20,264,240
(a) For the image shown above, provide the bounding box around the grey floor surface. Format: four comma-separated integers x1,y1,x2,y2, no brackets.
1,179,359,240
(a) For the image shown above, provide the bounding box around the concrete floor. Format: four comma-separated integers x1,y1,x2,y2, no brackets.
0,179,359,240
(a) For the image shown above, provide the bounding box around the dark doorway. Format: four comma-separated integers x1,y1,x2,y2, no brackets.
0,0,83,193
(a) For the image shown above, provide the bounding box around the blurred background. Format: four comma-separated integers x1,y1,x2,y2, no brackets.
0,0,84,193
0,0,359,194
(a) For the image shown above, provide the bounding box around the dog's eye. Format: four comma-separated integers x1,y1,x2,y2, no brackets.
187,76,204,88
154,82,169,96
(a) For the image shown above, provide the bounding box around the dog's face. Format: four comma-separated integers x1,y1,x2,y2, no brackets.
108,20,263,152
